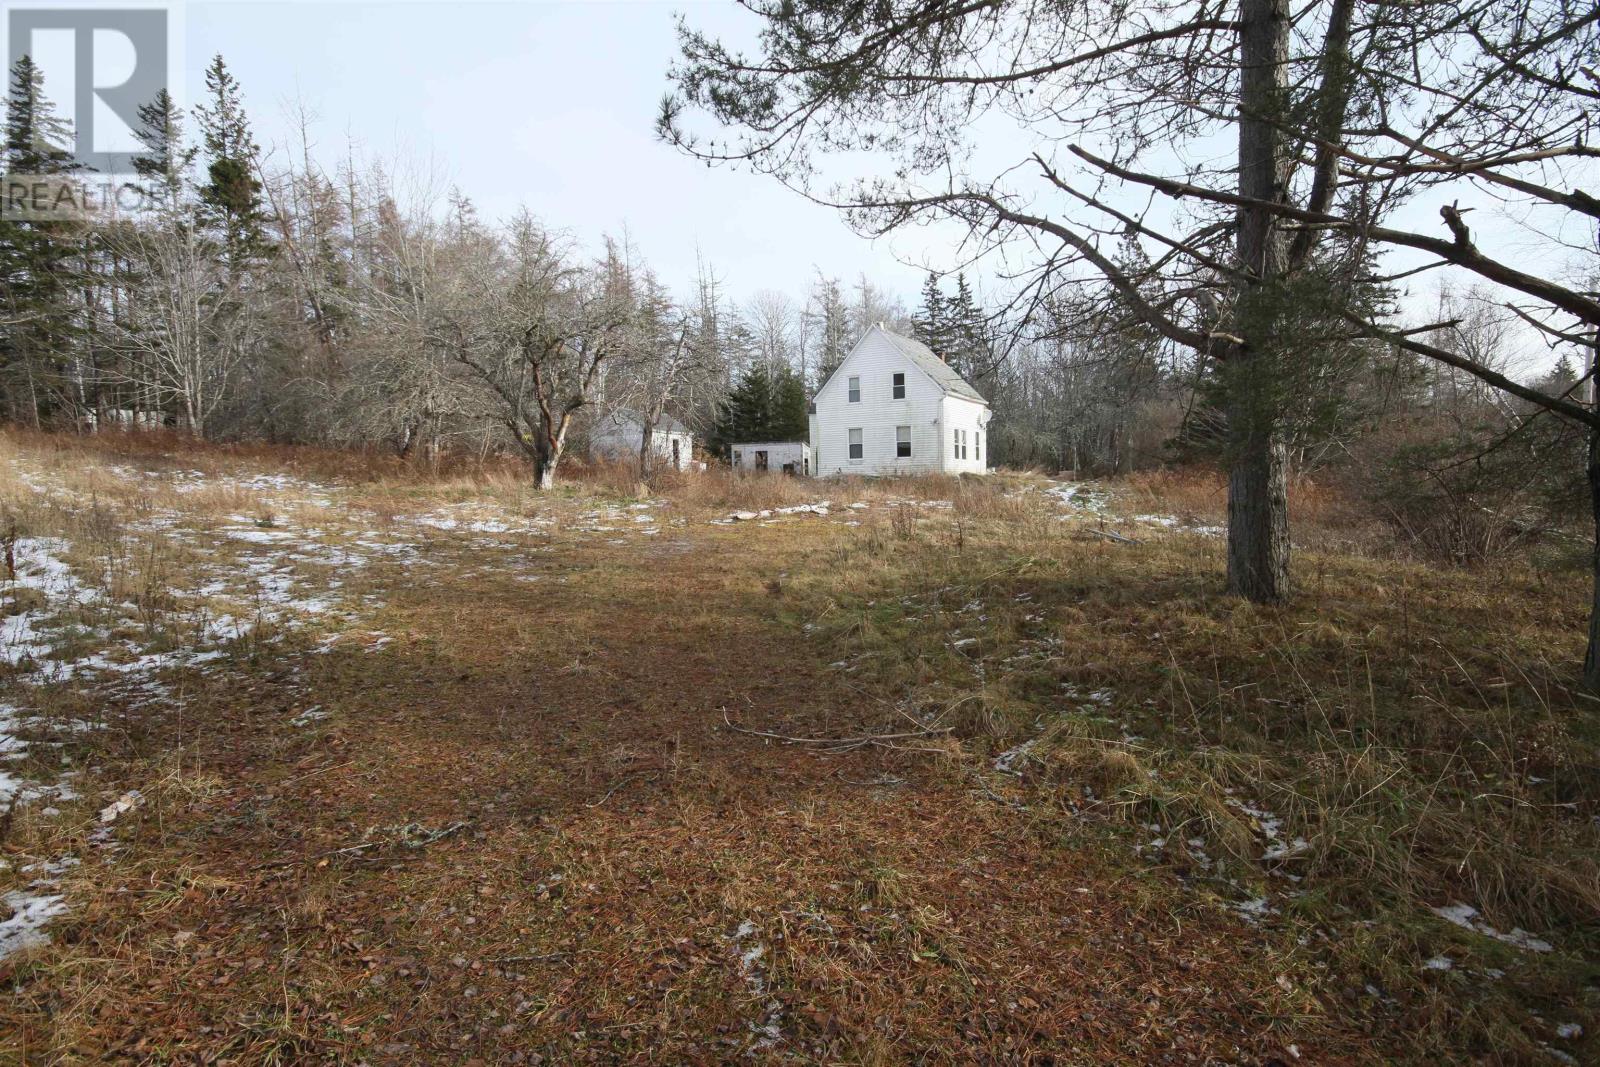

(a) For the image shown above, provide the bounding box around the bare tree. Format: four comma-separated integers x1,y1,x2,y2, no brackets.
105,213,235,438
445,214,631,489
744,290,800,375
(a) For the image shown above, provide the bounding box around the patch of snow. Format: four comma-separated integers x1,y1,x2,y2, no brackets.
1430,903,1554,953
1232,896,1276,922
1042,481,1109,515
728,918,783,1051
0,889,68,960
993,740,1037,775
222,527,297,543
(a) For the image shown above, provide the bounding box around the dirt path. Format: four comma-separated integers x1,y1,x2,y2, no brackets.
6,519,1334,1064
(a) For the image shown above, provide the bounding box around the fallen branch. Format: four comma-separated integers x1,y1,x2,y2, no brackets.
586,771,660,808
1084,527,1142,545
253,820,470,869
721,707,950,750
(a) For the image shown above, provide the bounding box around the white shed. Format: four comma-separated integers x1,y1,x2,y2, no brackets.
809,325,991,477
730,441,811,476
590,408,695,471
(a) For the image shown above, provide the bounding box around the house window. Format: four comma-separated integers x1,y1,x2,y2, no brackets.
892,372,905,399
733,450,742,465
975,432,982,463
848,376,860,403
848,428,863,460
896,425,911,458
953,428,959,459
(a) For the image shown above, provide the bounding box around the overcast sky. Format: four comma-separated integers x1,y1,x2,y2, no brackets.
173,1,942,305
14,0,1585,373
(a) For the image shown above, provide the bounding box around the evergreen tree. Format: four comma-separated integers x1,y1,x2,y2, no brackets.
0,56,84,425
911,271,993,384
711,361,809,455
131,89,197,210
194,55,265,268
912,271,951,357
4,56,77,174
771,363,808,440
946,274,991,383
1540,354,1581,398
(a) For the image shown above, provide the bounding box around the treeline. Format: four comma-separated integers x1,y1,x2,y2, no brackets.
0,54,933,480
0,49,1585,530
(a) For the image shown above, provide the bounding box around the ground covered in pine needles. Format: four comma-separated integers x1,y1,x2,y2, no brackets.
0,430,1594,1064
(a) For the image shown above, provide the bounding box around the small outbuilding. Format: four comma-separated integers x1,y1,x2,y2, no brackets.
590,408,695,471
730,441,811,476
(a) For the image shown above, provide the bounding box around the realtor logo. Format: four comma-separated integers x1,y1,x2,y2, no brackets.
5,7,170,174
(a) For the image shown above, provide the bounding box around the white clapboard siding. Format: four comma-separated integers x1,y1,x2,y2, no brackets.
810,325,991,477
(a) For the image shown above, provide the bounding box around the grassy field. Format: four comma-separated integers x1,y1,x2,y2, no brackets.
0,429,1594,1064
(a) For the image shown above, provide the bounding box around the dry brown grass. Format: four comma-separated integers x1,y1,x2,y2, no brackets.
1118,465,1360,526
0,431,1593,1064
5,425,532,486
780,473,1598,1062
0,435,1328,1065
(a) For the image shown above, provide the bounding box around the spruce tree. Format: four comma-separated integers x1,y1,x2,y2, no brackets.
946,274,990,383
0,57,84,425
771,364,809,441
711,362,811,454
131,89,197,210
194,55,265,270
913,271,950,357
4,56,78,174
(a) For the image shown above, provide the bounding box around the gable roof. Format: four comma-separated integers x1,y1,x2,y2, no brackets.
819,325,989,407
599,407,690,436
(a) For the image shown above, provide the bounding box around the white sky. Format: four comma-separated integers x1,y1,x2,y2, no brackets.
179,0,941,304
13,0,1587,373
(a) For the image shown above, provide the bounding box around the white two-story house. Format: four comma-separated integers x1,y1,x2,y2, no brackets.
809,325,991,477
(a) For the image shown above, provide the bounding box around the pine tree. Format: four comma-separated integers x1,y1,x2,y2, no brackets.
131,89,197,210
711,361,810,454
0,57,84,425
912,271,950,357
4,56,77,174
194,55,265,269
946,274,990,383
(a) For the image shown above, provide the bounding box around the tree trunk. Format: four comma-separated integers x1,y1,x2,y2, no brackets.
1226,0,1293,604
533,438,561,490
639,423,656,478
1227,424,1290,601
1583,419,1600,690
